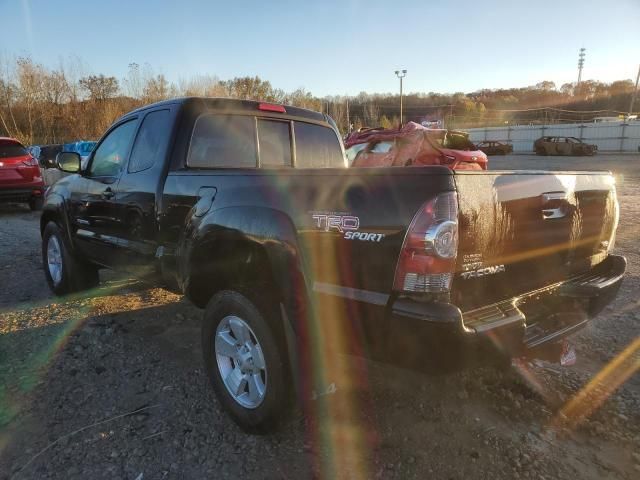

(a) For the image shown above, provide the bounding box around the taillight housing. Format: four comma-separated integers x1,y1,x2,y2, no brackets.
22,156,39,167
393,192,459,293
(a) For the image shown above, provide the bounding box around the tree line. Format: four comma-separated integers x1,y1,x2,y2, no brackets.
0,56,637,146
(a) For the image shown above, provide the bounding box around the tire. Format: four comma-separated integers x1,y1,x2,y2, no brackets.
42,222,99,296
29,197,44,211
201,290,289,433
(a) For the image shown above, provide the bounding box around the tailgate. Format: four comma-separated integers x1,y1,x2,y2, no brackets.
452,171,618,310
0,155,37,184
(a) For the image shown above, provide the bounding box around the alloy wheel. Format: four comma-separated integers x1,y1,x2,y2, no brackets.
47,235,63,286
214,315,267,409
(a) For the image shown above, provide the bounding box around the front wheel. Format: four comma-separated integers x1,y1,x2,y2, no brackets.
42,222,99,295
201,290,290,433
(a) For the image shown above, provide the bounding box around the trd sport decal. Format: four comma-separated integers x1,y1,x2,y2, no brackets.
311,213,385,242
312,214,359,232
344,231,385,242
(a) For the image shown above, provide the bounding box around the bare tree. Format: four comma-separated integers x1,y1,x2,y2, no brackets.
143,74,177,103
363,102,380,126
0,55,22,139
79,75,119,101
123,63,144,99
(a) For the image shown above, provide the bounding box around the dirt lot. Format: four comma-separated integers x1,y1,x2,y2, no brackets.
1,154,639,479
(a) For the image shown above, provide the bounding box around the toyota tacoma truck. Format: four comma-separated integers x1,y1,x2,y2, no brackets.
41,97,625,432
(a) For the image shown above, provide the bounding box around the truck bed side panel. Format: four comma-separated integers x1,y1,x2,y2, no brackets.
161,167,455,295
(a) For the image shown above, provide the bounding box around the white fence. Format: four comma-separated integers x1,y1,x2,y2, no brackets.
465,121,640,153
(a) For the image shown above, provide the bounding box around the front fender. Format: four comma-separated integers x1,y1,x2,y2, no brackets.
40,191,75,249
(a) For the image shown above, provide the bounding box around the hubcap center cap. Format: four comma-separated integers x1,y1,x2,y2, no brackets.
237,347,254,372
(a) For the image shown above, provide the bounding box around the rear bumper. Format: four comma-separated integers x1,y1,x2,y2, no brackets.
0,185,45,203
390,254,626,353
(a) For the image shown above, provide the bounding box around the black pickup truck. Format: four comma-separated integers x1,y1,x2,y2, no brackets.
42,97,625,431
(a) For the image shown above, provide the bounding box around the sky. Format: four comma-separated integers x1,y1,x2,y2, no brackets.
1,0,639,97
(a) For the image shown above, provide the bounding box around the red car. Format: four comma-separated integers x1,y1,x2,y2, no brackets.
0,137,45,210
345,122,488,170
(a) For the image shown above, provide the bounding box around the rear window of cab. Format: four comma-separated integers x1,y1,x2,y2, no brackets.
187,114,344,169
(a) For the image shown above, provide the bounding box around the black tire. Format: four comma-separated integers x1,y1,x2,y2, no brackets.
29,196,44,211
42,222,99,296
201,290,290,433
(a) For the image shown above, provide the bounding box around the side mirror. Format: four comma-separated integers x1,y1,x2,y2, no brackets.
56,151,81,173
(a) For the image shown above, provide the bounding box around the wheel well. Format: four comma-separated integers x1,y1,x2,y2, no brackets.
40,211,59,235
187,240,279,310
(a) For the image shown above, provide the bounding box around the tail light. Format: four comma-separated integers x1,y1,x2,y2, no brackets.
393,191,459,293
22,156,39,167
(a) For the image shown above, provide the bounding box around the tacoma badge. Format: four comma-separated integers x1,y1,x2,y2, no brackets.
460,264,505,279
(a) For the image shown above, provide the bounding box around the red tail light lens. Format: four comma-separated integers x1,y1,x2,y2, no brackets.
393,192,459,293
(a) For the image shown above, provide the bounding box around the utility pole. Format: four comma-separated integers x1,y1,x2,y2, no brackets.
628,64,640,118
577,48,586,87
346,97,350,133
395,69,407,127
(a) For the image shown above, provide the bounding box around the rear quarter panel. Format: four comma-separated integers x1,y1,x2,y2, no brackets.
161,166,455,353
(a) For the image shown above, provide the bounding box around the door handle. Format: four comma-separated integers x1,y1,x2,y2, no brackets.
541,191,568,219
102,188,114,199
194,187,217,217
542,207,566,219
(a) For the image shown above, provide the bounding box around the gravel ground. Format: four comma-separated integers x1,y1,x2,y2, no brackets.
0,154,638,479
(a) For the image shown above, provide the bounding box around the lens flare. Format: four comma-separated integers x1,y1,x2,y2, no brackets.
553,337,639,430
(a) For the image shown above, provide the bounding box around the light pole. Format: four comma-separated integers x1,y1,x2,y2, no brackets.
577,48,586,87
628,64,640,118
395,69,407,127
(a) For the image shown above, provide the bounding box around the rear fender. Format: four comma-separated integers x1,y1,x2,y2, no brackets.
179,206,310,334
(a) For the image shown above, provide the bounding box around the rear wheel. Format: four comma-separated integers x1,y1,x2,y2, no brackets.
42,222,99,295
201,290,289,433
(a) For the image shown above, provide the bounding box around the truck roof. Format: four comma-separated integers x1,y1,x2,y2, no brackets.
123,97,329,124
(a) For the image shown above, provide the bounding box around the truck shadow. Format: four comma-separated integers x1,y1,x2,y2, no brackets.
0,203,36,216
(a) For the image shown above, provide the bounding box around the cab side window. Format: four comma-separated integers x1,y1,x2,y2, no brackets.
128,110,171,173
295,122,344,168
89,120,137,177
